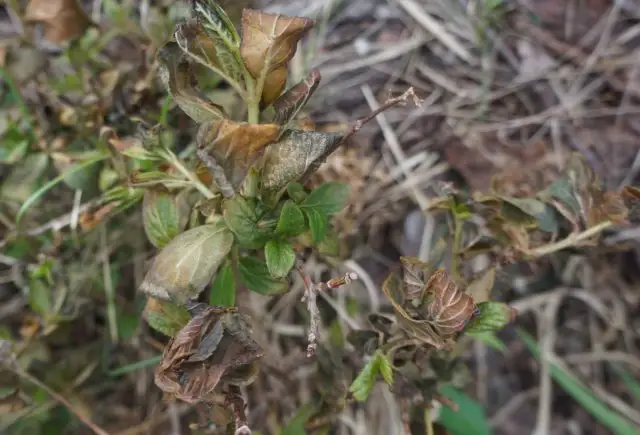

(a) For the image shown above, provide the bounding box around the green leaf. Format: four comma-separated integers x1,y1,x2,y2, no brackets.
280,403,318,435
499,196,558,233
265,240,296,278
28,279,51,317
238,256,288,295
465,302,514,334
286,182,308,203
518,328,638,435
223,196,273,248
16,153,109,224
438,385,491,435
52,151,101,193
466,331,507,353
120,146,164,161
540,177,581,215
304,208,328,244
142,189,187,248
0,125,29,164
349,353,381,402
209,261,236,307
301,181,350,215
376,350,394,385
276,200,306,236
139,222,234,304
145,299,191,337
2,153,48,204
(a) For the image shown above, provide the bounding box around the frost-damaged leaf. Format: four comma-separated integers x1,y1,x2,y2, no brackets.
274,69,321,125
196,120,279,197
565,152,628,226
265,240,296,278
464,301,516,334
25,0,90,44
399,256,430,300
240,9,315,105
139,222,234,304
382,273,447,350
621,185,640,223
465,268,496,304
261,130,343,206
157,42,227,123
223,195,273,248
237,256,288,295
174,20,246,91
142,188,188,248
144,297,191,337
424,269,479,337
155,306,263,404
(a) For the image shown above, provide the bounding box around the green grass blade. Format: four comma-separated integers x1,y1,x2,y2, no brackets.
609,363,640,401
16,154,109,224
438,385,492,435
518,328,639,435
108,355,161,377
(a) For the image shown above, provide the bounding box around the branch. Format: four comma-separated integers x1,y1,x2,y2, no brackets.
296,266,358,357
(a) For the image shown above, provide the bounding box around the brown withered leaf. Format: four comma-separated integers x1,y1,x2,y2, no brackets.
399,257,430,301
465,268,496,304
260,130,342,206
155,306,263,404
240,9,315,105
621,185,640,223
423,269,478,337
174,20,246,90
566,152,629,226
25,0,90,44
157,42,227,123
382,273,448,350
196,120,279,197
273,69,321,125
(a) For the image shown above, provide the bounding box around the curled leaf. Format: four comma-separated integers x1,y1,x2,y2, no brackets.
274,69,321,125
157,42,227,123
399,256,430,300
155,306,263,403
260,130,342,206
424,269,478,337
196,120,279,196
621,185,640,223
240,9,315,105
382,273,447,350
139,222,234,304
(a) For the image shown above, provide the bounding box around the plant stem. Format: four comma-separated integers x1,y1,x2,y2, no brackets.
451,213,463,281
161,149,215,199
244,71,260,124
425,406,434,435
526,220,612,257
100,226,118,344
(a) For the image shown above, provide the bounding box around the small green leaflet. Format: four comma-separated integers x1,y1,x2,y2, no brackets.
276,200,306,236
303,208,328,244
209,261,236,307
238,256,288,295
265,240,296,278
349,350,394,402
465,301,513,334
301,181,350,215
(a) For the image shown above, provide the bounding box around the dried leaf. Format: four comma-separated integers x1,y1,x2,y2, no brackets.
587,190,629,226
465,268,496,304
25,0,90,44
399,257,430,300
139,222,234,304
240,9,315,105
273,69,321,125
197,120,279,196
260,130,342,206
424,269,478,337
155,306,263,403
382,273,447,350
157,42,227,123
621,185,640,223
